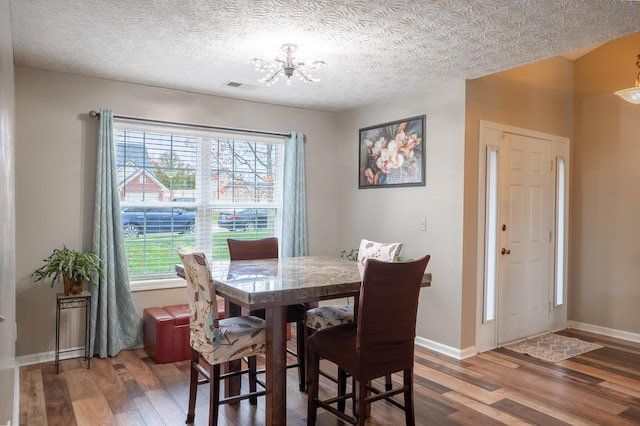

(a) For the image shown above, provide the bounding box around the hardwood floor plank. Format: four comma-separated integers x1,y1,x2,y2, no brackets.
132,396,164,426
118,348,163,392
62,367,103,402
89,355,138,415
72,395,115,425
498,390,602,426
490,398,571,426
443,391,530,425
22,369,48,426
41,365,76,426
114,410,146,426
145,388,188,424
413,363,505,405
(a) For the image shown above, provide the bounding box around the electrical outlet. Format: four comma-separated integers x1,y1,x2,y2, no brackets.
419,218,426,231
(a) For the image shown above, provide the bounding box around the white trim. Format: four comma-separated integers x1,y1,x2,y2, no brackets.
568,321,640,344
12,366,18,426
130,277,186,292
415,336,477,360
16,349,82,367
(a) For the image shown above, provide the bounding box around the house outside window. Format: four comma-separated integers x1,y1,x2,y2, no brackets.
114,124,284,283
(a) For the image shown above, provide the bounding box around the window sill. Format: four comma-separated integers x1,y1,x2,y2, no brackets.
130,277,186,292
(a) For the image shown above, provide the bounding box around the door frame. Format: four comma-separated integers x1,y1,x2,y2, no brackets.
475,121,570,352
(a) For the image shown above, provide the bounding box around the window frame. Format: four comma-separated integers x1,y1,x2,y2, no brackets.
113,120,285,289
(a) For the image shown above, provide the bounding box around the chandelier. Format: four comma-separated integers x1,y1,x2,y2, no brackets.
614,53,640,104
250,44,327,86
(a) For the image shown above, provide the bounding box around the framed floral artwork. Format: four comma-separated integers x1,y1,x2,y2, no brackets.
358,115,425,188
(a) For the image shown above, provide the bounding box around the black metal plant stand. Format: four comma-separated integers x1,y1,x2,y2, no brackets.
55,291,91,373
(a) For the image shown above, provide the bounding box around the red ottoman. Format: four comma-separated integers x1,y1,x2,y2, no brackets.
143,304,191,364
143,301,226,364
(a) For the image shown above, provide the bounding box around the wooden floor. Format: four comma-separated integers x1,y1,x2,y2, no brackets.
19,328,640,425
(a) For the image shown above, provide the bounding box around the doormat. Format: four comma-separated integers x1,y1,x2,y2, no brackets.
502,333,603,362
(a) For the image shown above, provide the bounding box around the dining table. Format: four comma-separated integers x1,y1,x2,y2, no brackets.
175,255,432,426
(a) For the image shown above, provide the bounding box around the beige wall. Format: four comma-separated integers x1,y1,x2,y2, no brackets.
337,81,468,351
464,57,574,349
14,68,340,357
572,33,640,334
0,0,16,421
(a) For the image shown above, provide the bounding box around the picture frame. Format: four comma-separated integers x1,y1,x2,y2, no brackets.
358,115,426,189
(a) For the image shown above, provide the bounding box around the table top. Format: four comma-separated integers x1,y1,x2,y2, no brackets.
176,256,431,310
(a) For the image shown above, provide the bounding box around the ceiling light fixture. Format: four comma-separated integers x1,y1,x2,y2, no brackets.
250,44,327,86
615,53,640,104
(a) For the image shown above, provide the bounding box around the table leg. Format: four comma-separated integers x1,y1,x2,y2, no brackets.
55,299,60,373
224,300,243,399
85,299,91,369
265,305,287,426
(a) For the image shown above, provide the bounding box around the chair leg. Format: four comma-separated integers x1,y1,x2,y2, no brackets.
304,325,314,392
403,368,416,426
385,373,392,391
307,348,320,426
186,349,199,424
210,364,221,426
337,368,347,412
355,379,368,426
248,356,258,405
296,320,307,391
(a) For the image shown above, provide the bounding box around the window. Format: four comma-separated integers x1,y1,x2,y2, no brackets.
483,147,499,322
115,123,284,281
554,157,566,306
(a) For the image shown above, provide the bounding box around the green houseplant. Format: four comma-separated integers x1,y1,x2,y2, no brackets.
34,246,104,295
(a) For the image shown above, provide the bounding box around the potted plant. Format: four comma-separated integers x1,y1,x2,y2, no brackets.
34,246,104,295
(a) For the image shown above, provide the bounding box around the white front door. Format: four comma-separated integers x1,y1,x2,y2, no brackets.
497,132,552,344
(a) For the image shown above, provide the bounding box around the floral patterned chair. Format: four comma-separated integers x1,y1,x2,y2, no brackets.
178,250,266,425
304,238,402,400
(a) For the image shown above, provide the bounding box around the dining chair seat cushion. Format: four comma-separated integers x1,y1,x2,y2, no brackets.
305,305,354,329
191,314,266,365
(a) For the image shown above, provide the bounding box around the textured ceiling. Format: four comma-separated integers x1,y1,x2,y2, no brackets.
9,0,640,112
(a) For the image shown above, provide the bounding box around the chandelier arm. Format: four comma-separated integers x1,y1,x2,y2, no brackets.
296,69,317,83
261,69,283,84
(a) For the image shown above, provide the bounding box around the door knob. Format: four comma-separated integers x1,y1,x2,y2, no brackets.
501,248,511,255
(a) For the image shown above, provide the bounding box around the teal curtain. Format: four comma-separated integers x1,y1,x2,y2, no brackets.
90,109,142,357
282,132,308,257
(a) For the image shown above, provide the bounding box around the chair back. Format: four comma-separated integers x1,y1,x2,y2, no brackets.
357,239,402,269
177,250,221,360
356,256,430,379
227,237,279,260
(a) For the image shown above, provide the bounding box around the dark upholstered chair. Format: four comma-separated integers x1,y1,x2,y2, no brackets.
178,250,266,426
307,256,431,426
305,238,402,397
227,237,316,391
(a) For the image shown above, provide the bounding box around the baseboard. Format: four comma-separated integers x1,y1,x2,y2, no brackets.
16,348,85,367
567,321,640,343
415,336,477,360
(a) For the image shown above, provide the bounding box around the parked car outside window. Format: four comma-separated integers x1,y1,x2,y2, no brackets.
121,207,196,238
218,209,268,231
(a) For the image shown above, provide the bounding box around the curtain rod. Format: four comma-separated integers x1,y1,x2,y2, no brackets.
88,110,290,138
